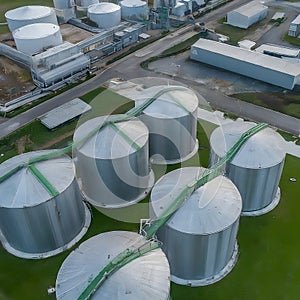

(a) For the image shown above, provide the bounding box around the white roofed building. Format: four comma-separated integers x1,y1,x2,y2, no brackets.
227,1,268,29
190,38,300,90
288,14,300,37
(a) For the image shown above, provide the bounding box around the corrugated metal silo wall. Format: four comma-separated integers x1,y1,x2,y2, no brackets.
210,151,285,212
139,110,197,161
75,141,150,206
156,220,239,280
0,179,85,254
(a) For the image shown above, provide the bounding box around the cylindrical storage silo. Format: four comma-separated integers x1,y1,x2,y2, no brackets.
150,167,242,286
53,0,75,9
135,85,199,164
56,231,170,299
0,150,91,259
5,6,58,32
87,3,121,29
12,23,63,55
120,0,148,20
210,121,286,216
73,115,154,208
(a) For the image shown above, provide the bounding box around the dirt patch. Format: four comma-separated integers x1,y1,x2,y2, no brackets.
244,23,275,42
60,24,93,44
16,135,33,154
0,56,35,103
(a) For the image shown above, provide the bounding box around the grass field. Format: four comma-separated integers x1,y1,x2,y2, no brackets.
0,86,299,299
231,92,300,120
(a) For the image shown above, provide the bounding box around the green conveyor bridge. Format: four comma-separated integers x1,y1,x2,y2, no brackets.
0,86,267,299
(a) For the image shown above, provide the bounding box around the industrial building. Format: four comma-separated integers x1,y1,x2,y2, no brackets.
288,14,300,37
30,42,90,88
73,115,154,208
5,5,58,32
0,150,91,259
55,231,171,299
190,38,300,90
150,167,242,285
255,44,300,60
210,121,286,216
227,0,268,29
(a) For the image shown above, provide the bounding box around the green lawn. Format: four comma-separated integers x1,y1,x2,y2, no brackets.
231,92,300,120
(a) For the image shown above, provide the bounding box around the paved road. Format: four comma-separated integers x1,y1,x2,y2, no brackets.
0,0,299,139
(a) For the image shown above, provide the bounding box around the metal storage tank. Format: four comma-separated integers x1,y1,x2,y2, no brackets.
120,0,148,20
56,231,170,299
150,167,242,286
210,121,285,216
73,114,154,208
87,3,121,29
0,150,91,259
53,0,75,9
5,5,58,32
172,3,186,18
12,23,63,55
135,85,198,164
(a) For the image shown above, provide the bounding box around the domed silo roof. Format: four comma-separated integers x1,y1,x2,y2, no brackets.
56,231,171,299
88,3,121,29
5,5,58,32
12,23,63,55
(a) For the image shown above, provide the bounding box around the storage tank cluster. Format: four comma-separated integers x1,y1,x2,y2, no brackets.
0,150,91,259
210,121,285,216
55,231,171,299
0,77,287,295
5,5,63,55
87,2,121,29
134,85,199,164
150,167,242,285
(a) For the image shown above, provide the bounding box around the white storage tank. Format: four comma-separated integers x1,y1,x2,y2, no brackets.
210,121,286,216
135,85,199,164
53,0,75,9
150,167,242,286
172,3,186,18
73,115,154,208
13,23,63,55
56,231,171,299
0,150,91,259
5,5,58,32
120,0,148,20
87,2,121,29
